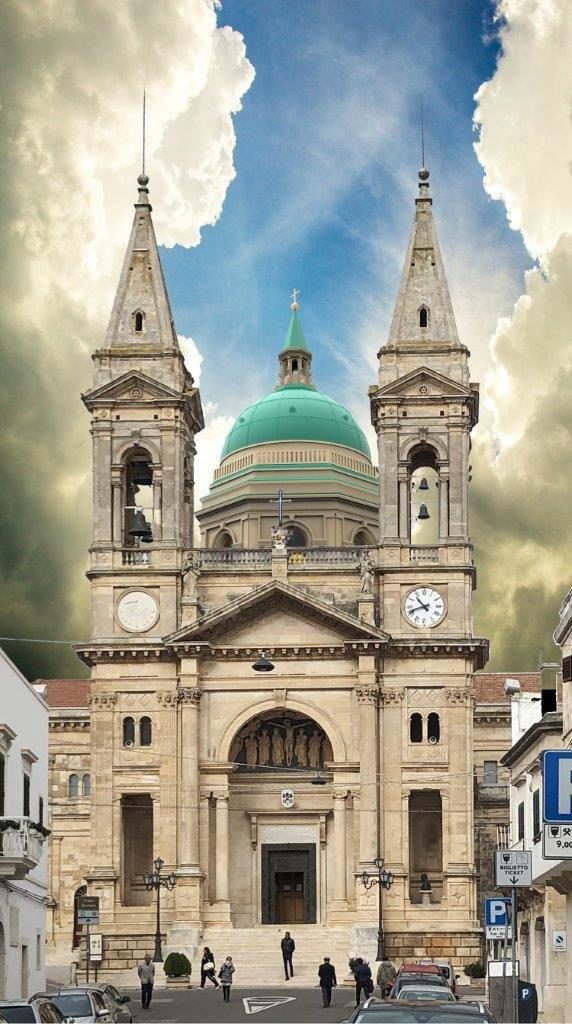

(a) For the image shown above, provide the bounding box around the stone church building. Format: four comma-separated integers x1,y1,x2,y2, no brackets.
44,164,511,975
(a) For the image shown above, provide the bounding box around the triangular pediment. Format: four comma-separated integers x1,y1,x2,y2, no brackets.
374,366,474,401
82,370,188,407
166,579,388,648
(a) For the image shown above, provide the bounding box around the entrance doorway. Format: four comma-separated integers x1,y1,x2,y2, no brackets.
262,844,316,924
275,872,304,924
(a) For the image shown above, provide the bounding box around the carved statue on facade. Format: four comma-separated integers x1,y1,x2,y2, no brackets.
271,523,291,551
231,713,327,771
359,553,374,594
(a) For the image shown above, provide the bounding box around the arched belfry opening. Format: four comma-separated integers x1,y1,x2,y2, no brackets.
123,447,157,546
409,446,440,544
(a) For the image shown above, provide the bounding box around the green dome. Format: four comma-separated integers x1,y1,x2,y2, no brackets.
220,384,371,460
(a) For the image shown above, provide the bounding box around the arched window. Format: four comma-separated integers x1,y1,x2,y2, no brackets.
134,311,144,333
214,530,233,549
354,529,374,547
410,713,423,743
68,774,79,798
427,713,440,743
419,306,429,329
139,717,152,747
287,526,308,548
292,359,298,373
410,447,439,545
82,773,91,797
123,717,135,747
124,448,154,546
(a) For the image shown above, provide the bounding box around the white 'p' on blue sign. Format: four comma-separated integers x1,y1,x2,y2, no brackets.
543,750,572,823
485,898,509,928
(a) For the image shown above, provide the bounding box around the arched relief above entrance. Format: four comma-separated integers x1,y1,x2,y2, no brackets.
229,710,332,771
217,697,346,765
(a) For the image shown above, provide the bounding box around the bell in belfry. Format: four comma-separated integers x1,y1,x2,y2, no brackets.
129,509,153,542
417,504,430,520
419,477,429,490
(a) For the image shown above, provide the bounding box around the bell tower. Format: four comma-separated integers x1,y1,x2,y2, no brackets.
82,172,204,643
369,166,487,953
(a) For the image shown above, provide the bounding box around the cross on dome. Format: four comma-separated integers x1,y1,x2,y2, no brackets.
290,288,300,312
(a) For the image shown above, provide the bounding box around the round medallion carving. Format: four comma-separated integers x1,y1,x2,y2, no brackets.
130,387,142,399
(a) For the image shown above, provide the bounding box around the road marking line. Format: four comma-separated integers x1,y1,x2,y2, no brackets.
243,996,296,1015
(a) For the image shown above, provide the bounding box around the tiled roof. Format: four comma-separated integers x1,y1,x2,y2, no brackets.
474,672,541,703
36,679,91,708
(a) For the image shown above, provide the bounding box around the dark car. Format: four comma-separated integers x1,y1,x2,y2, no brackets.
0,1000,66,1023
340,998,496,1023
97,986,132,1024
389,973,449,998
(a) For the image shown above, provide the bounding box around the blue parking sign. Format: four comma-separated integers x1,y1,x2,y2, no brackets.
485,898,509,927
543,751,572,823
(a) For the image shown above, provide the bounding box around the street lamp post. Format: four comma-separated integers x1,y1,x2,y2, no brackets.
143,857,177,962
360,856,394,961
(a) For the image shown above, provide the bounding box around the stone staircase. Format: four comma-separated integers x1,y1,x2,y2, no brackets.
191,925,353,987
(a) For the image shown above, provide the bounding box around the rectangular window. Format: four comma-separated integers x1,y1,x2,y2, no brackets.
23,772,30,817
563,655,572,683
36,932,42,970
532,789,540,838
517,801,525,841
39,796,44,825
484,760,498,785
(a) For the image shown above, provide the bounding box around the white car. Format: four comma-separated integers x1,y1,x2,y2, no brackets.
32,990,112,1024
397,984,456,1002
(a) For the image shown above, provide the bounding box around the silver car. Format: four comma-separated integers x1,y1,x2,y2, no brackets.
397,985,456,1002
0,1000,67,1023
32,990,111,1024
97,987,132,1024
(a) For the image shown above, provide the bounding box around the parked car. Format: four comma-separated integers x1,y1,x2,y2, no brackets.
412,958,460,996
31,990,112,1024
0,1000,67,1023
97,986,132,1024
396,985,456,1002
389,972,449,998
340,999,497,1023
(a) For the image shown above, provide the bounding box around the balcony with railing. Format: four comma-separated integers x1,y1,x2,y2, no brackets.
0,817,46,879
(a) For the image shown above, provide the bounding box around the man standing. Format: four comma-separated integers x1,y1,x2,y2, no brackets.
376,955,397,997
138,953,155,1010
318,957,337,1008
281,931,295,980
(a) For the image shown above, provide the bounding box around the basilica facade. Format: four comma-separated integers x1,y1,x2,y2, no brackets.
46,165,490,974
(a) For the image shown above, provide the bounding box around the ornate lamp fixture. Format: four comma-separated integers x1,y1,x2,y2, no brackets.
143,856,177,962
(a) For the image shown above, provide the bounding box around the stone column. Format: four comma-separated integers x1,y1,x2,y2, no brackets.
356,678,379,867
152,473,162,541
438,469,449,539
111,475,122,545
333,789,349,902
89,692,117,867
177,686,201,868
398,472,409,539
215,792,230,902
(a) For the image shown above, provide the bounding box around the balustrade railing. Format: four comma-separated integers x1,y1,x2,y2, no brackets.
122,547,151,565
197,549,272,567
288,546,365,566
0,817,43,865
410,546,440,564
193,546,367,568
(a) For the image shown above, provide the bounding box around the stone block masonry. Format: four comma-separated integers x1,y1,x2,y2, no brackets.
386,932,481,967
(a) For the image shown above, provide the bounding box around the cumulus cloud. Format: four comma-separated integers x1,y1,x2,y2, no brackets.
471,0,572,667
0,0,254,679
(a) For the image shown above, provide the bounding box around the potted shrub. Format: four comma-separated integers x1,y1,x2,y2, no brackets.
463,962,486,987
163,952,192,987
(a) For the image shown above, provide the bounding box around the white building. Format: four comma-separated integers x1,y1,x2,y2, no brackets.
0,648,49,998
500,588,572,1023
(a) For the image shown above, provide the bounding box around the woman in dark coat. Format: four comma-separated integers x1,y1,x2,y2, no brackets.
353,957,372,1007
200,946,219,988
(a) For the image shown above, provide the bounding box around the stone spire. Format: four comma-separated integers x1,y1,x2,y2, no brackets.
104,173,179,351
387,167,460,347
277,293,314,389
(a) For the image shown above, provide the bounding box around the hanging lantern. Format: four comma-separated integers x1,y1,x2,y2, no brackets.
418,504,430,520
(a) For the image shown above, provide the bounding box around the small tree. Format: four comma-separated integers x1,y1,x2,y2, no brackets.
463,961,486,979
164,952,192,978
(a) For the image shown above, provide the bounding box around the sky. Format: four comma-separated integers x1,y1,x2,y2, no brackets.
0,0,570,680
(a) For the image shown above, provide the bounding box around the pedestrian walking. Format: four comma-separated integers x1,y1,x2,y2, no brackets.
218,956,235,1002
318,956,337,1008
353,957,372,1007
200,946,219,988
376,955,397,997
281,931,295,980
137,953,155,1010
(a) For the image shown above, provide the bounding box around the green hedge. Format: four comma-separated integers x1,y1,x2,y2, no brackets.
164,952,192,978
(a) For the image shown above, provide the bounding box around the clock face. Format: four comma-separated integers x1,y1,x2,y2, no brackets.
404,587,445,628
116,591,158,633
